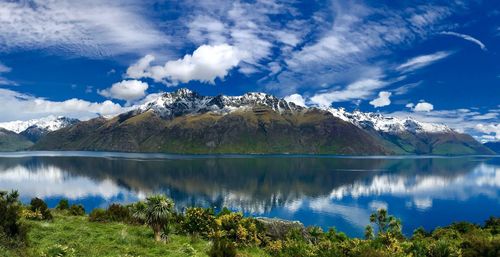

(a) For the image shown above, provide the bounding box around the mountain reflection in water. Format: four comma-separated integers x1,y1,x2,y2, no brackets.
0,153,499,237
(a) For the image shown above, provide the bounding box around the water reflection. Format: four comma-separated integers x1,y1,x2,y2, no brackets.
0,153,499,237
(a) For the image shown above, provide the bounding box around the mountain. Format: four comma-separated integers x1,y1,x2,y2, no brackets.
0,116,79,142
328,108,492,155
0,128,33,151
33,89,493,155
484,141,500,154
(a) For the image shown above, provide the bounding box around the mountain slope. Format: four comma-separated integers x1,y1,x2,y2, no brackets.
327,108,493,155
33,89,492,155
0,128,33,151
34,107,392,154
0,116,80,142
484,141,500,154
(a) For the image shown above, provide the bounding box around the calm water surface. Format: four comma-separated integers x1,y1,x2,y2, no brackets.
1,151,499,237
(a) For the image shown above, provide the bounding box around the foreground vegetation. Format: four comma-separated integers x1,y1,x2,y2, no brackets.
1,191,499,257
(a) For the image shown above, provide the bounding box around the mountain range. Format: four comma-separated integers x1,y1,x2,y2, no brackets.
0,116,79,151
20,88,494,155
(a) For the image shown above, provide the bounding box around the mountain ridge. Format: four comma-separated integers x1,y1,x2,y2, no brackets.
22,88,495,155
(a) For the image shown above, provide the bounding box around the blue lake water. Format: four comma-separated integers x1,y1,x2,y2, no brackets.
0,151,499,237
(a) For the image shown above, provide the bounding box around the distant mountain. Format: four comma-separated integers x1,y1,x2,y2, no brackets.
484,141,500,154
328,108,491,155
32,89,493,155
0,116,79,142
0,128,33,151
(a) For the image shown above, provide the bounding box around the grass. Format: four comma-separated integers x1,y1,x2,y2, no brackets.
3,211,269,257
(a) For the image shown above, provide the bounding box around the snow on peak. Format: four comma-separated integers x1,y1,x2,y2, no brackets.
135,89,451,134
136,88,303,118
0,116,79,134
325,107,452,134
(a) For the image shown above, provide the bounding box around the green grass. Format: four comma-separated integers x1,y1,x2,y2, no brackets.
3,212,269,257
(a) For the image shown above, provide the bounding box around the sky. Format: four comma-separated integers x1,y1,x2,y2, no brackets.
0,0,498,142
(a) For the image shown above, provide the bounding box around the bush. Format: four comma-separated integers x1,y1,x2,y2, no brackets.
105,204,131,222
68,204,85,216
56,199,70,210
88,208,107,222
21,209,44,221
214,211,264,247
88,204,132,223
0,191,28,249
30,197,52,220
208,238,237,257
182,207,216,238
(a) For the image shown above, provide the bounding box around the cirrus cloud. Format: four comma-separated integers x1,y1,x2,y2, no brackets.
0,0,168,58
440,31,487,51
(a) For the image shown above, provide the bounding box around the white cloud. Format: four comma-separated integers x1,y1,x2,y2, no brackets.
0,61,16,86
284,94,306,107
126,55,155,79
475,124,500,141
187,15,227,45
393,81,422,95
98,80,149,102
413,102,434,112
397,51,451,72
0,62,11,73
127,44,242,84
184,1,306,76
0,88,127,122
369,91,392,108
441,31,487,51
310,78,385,107
0,0,168,57
271,2,455,95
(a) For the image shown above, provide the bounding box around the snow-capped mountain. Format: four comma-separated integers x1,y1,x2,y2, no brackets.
0,116,80,134
137,88,303,119
137,88,450,135
32,88,492,155
326,107,452,134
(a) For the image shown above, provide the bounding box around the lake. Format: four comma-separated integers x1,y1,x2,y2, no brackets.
0,151,499,237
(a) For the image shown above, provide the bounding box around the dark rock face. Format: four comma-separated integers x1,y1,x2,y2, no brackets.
20,126,49,142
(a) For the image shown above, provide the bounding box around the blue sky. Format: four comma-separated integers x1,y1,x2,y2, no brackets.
0,0,498,141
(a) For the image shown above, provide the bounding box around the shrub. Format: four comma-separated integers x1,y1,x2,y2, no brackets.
214,211,264,247
56,199,70,210
21,209,44,221
0,191,28,249
182,207,216,238
68,204,85,216
270,238,314,257
88,208,107,222
484,216,500,235
30,197,52,220
106,204,131,222
208,238,237,257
